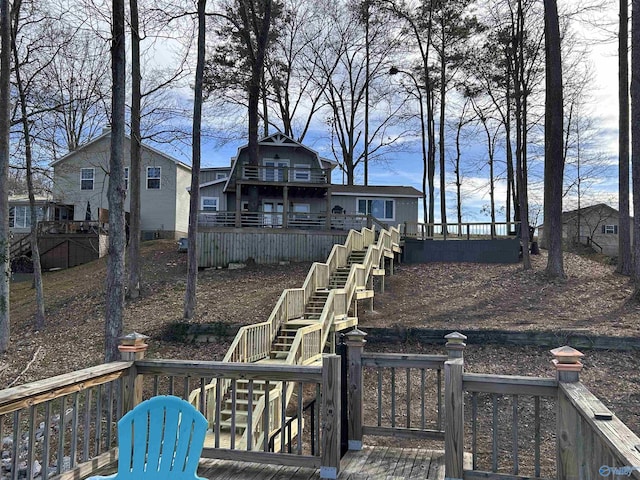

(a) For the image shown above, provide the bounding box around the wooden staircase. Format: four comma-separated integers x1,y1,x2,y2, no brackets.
270,250,367,361
191,225,402,452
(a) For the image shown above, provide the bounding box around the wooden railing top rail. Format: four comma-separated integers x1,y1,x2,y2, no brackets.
560,382,640,475
362,352,448,370
463,373,558,397
136,359,323,383
0,361,131,415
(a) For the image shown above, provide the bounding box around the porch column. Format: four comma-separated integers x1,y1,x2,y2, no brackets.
325,187,332,230
444,332,466,480
235,184,242,227
119,332,149,414
283,186,289,229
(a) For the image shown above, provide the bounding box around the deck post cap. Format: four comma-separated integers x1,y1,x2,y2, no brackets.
550,345,584,364
445,331,467,342
118,332,150,352
551,346,583,382
345,328,367,345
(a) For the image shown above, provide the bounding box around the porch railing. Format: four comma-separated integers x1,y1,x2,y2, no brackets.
239,165,330,184
198,211,370,231
402,221,520,240
37,221,106,236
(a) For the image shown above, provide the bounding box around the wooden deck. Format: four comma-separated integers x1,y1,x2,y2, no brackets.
197,447,447,479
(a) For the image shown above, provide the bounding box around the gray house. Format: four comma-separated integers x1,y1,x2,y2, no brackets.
51,131,192,240
538,203,630,257
198,133,422,230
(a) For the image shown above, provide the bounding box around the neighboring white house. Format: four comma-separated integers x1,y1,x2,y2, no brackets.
51,131,192,240
8,194,55,238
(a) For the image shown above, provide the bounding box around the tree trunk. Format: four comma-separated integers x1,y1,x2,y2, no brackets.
11,0,45,329
619,0,632,276
439,18,447,230
184,0,206,320
127,0,142,300
631,0,640,297
543,0,565,279
105,0,127,362
0,0,12,352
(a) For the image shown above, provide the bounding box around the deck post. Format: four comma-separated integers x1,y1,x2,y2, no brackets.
444,332,466,480
345,328,367,451
320,354,341,479
118,332,149,414
367,274,374,312
552,346,584,480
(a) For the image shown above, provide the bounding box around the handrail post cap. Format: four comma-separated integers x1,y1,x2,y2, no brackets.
550,345,584,364
118,332,150,352
445,331,467,346
346,327,367,339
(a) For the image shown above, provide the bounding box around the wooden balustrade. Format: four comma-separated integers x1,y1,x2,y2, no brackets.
402,221,521,240
2,333,640,480
0,361,131,479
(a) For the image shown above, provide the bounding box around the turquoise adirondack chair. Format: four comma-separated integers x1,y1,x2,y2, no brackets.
89,396,208,480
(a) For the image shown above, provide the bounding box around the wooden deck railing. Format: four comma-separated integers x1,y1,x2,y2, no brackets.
2,333,640,479
198,211,370,231
38,221,106,236
402,221,520,240
0,361,131,479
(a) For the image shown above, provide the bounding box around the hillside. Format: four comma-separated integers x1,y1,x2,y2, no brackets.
3,240,639,435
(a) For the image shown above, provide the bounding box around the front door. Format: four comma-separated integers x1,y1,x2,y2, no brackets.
263,202,284,227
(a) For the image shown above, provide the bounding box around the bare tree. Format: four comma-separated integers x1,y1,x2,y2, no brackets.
105,0,127,362
128,0,142,300
10,0,48,329
543,0,565,278
632,0,640,298
618,0,631,276
0,0,10,352
184,0,206,321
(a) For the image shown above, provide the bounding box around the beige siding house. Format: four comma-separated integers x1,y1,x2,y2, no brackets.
538,203,631,257
51,131,191,239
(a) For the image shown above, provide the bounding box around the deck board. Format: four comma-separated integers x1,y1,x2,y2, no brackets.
197,447,446,479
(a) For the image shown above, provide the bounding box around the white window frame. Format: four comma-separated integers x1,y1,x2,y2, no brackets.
9,205,44,229
603,224,618,234
201,196,219,211
124,167,129,190
81,168,94,191
263,158,289,182
293,164,311,182
147,166,161,190
357,198,395,221
216,172,228,180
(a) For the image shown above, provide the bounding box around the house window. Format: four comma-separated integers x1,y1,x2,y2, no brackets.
216,172,228,180
602,225,618,234
9,206,44,228
201,197,219,211
124,167,129,190
293,164,311,182
263,159,289,182
241,201,249,211
147,167,161,189
81,168,94,190
357,198,395,221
